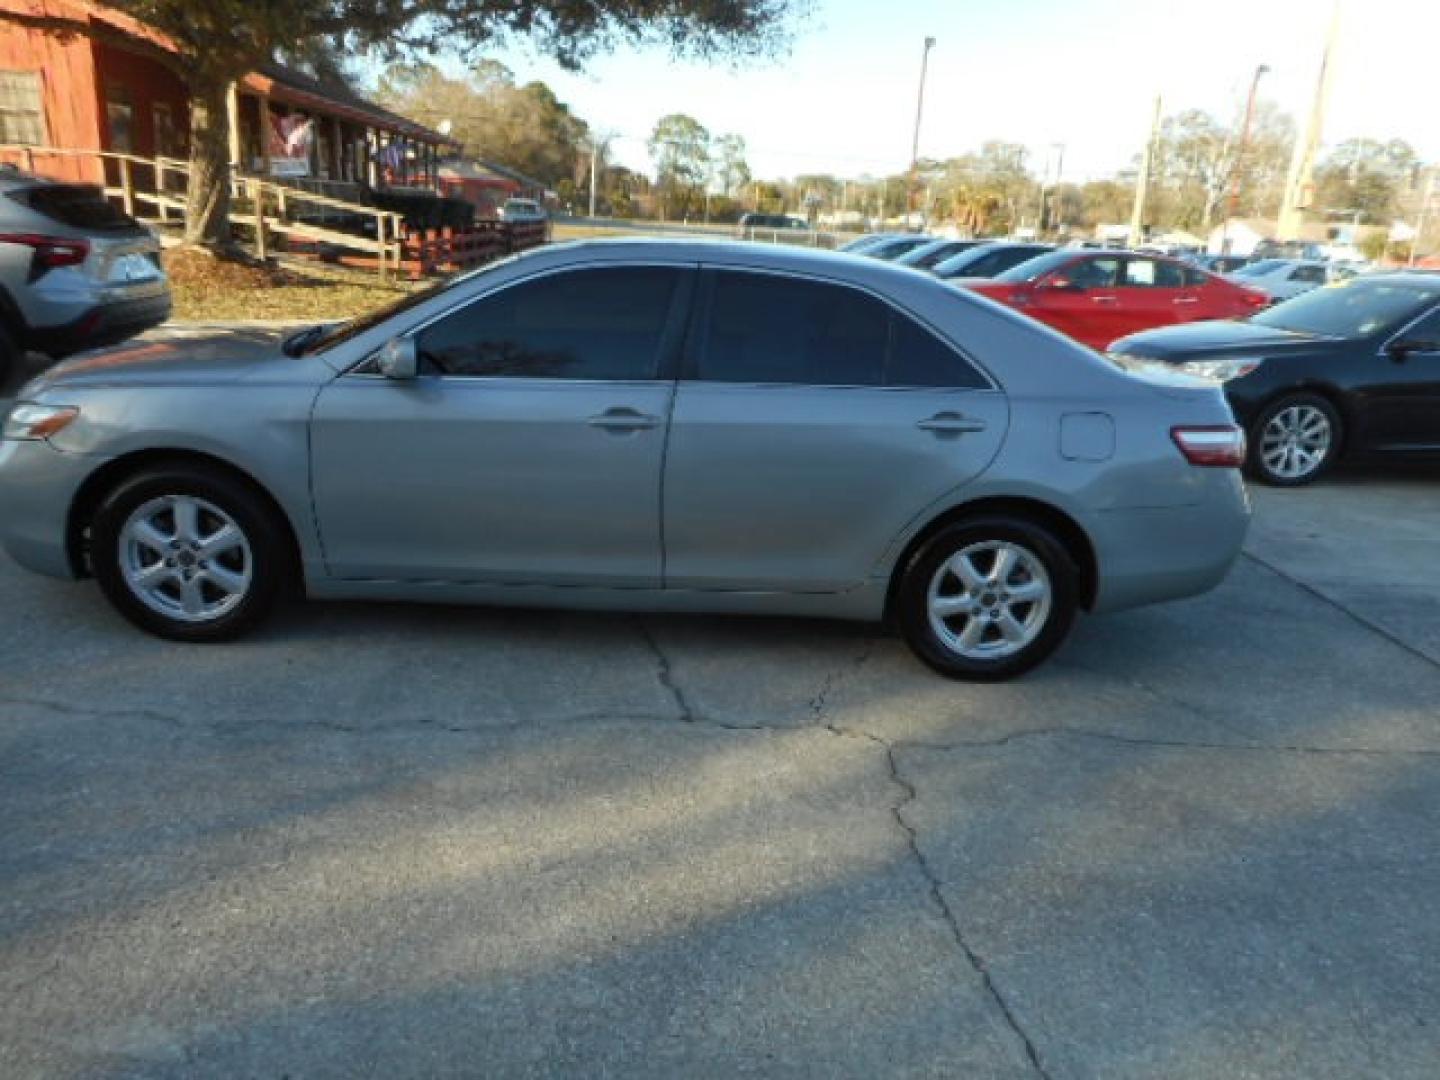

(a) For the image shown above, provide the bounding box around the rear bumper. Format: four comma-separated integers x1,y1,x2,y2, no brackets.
1088,469,1251,614
0,437,105,579
28,292,172,357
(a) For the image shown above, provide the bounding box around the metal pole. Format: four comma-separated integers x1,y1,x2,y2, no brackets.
1411,171,1435,267
908,36,936,231
1129,94,1163,248
1222,64,1269,253
588,139,598,219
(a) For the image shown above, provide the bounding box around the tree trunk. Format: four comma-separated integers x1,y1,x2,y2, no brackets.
183,76,236,250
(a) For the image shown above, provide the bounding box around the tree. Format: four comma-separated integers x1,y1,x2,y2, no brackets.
713,133,750,196
648,113,710,219
0,1,799,250
378,62,590,187
1315,138,1420,223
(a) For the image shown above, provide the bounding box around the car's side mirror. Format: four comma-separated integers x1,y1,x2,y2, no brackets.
1042,277,1083,293
1388,339,1440,362
377,336,418,380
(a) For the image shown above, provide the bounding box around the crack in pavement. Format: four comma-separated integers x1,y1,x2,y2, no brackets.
1243,549,1440,671
882,744,1053,1079
635,616,698,724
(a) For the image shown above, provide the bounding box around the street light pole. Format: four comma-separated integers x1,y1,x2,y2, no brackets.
1221,63,1269,253
908,36,936,231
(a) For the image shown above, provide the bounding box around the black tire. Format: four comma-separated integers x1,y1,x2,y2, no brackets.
1246,392,1342,487
91,464,289,642
896,516,1079,682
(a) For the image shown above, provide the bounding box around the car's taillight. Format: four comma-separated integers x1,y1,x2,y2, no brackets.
1171,425,1246,467
0,232,90,281
1241,288,1268,308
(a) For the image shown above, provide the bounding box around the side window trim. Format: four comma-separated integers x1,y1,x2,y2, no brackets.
685,264,997,391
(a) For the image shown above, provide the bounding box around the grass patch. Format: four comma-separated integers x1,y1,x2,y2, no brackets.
166,248,416,323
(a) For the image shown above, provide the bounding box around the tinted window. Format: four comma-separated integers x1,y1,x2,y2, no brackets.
417,267,679,379
1291,265,1326,284
1253,279,1440,338
1060,257,1121,289
1234,259,1286,277
702,272,888,385
1401,306,1440,342
957,246,1050,279
1182,265,1210,287
990,249,1076,283
888,315,987,388
12,182,139,232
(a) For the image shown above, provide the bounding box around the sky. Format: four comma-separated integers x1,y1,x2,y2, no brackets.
419,0,1440,184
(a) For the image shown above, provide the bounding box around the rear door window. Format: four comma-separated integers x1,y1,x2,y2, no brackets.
696,270,987,389
11,183,139,231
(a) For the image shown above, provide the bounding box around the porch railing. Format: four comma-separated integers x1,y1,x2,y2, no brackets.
0,145,408,274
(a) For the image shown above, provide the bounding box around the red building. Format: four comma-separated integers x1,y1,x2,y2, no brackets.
0,0,453,193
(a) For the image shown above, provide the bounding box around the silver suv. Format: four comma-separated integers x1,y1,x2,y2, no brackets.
0,167,171,386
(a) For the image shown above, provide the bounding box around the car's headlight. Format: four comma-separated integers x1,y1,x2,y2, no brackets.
1173,358,1262,382
2,402,80,441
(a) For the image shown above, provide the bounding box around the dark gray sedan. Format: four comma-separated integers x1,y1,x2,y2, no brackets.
0,240,1249,680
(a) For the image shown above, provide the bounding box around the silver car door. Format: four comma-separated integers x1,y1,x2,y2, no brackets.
309,264,692,586
663,268,1008,592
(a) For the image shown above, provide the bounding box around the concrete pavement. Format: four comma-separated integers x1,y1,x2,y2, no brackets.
4,468,1440,1077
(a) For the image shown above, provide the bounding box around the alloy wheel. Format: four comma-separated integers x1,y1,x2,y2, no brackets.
1260,404,1332,481
118,495,253,623
926,541,1053,660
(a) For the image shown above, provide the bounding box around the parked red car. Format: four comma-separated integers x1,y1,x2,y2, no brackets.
957,249,1268,350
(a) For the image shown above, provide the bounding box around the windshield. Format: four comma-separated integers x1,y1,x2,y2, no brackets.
1232,259,1286,277
991,250,1073,283
1252,279,1440,338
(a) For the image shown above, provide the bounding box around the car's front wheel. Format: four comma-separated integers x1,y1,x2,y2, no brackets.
896,517,1079,681
1248,392,1341,486
91,464,288,641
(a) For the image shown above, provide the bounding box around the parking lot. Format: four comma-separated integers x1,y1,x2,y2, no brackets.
3,360,1440,1076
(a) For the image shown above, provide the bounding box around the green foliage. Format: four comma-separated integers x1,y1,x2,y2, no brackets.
649,113,711,218
1315,138,1420,223
1358,231,1390,262
376,62,589,187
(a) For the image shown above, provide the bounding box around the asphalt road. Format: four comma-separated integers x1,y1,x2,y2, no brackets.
3,360,1440,1077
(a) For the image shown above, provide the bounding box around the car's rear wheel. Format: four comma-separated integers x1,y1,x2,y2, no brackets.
1248,392,1341,486
91,465,287,641
896,517,1079,681
0,323,20,392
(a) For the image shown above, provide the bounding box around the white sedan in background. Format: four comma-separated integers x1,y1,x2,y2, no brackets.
1225,258,1333,303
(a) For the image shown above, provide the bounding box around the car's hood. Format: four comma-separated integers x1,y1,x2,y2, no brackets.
1109,318,1332,360
24,329,296,392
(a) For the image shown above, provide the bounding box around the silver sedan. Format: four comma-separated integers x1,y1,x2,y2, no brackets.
0,240,1250,680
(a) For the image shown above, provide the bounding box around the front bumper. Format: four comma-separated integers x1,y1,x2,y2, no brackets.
0,436,107,579
28,292,173,358
1088,469,1251,614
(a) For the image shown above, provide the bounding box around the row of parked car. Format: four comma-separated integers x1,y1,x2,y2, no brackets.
842,231,1440,486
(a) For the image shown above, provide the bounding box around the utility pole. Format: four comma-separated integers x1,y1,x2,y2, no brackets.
908,36,936,231
1221,64,1270,253
1129,94,1163,248
1410,170,1435,267
588,139,599,219
1278,0,1342,241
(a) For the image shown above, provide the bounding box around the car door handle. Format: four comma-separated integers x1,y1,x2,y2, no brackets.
587,407,660,431
1173,297,1199,304
1091,294,1118,304
917,412,987,434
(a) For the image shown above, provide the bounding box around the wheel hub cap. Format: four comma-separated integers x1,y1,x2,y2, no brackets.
927,541,1052,661
118,495,253,623
1260,405,1331,479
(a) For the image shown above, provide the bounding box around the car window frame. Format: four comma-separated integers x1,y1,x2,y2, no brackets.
1378,300,1440,358
682,265,997,391
347,262,697,383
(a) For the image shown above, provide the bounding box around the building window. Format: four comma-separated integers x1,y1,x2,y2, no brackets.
0,70,47,145
153,102,180,159
106,84,133,153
